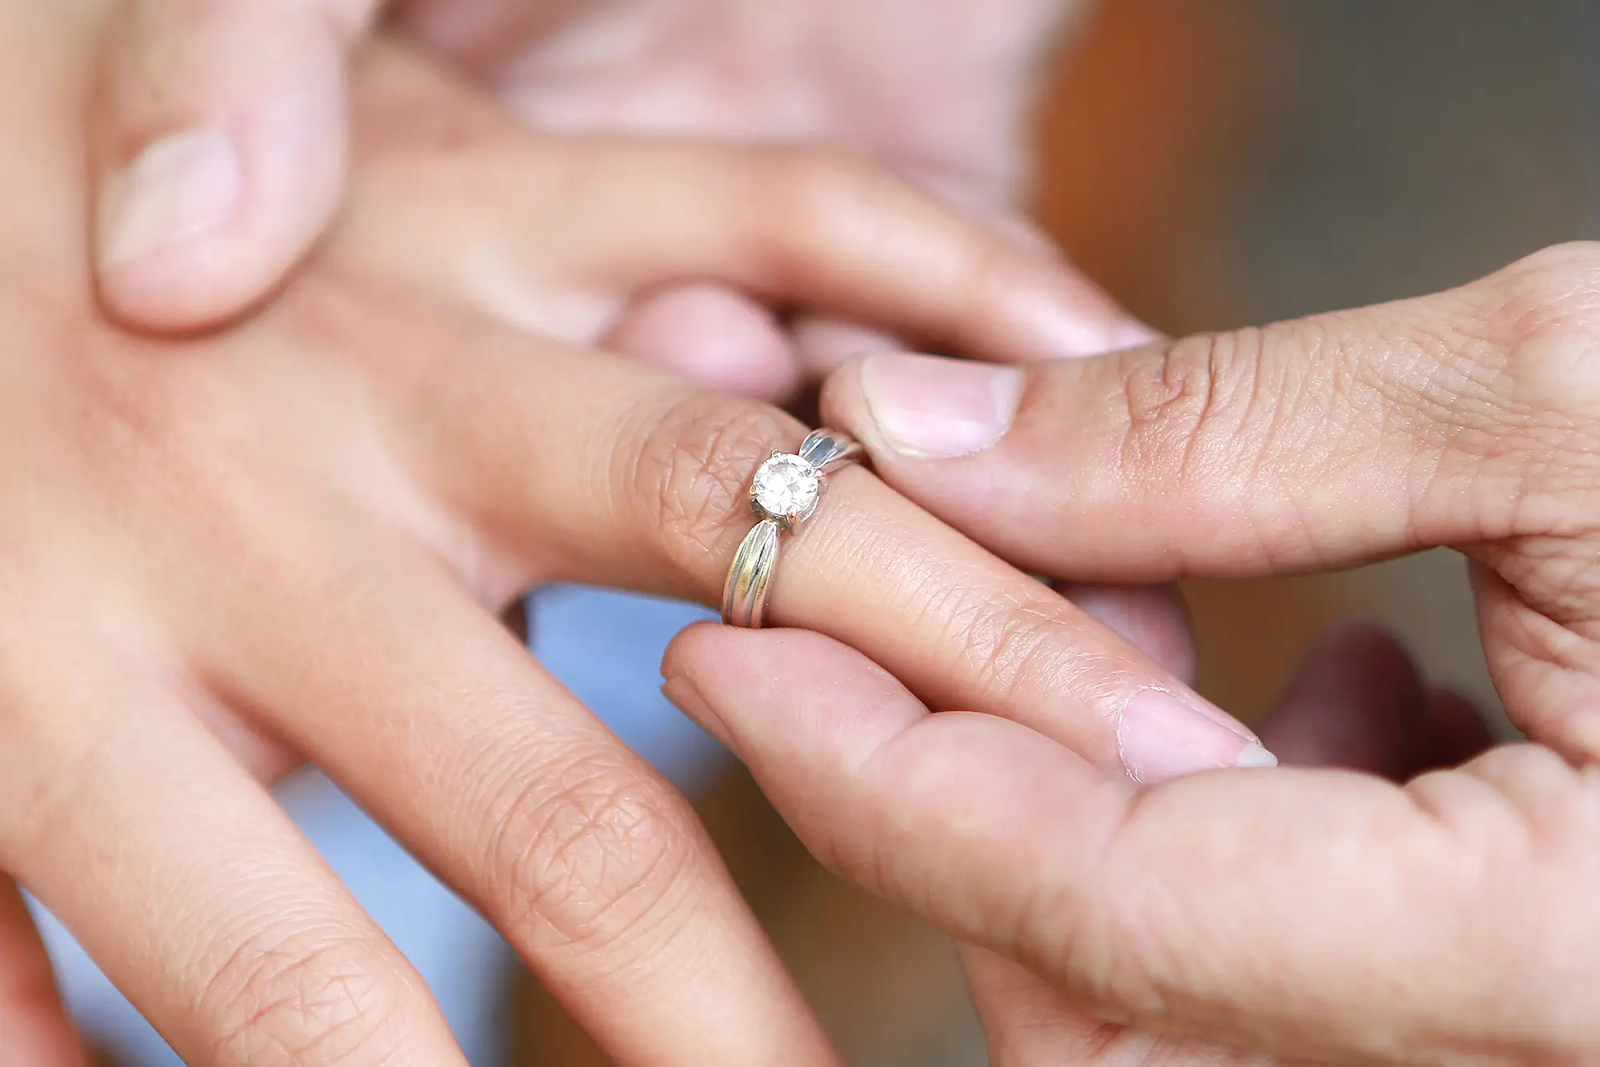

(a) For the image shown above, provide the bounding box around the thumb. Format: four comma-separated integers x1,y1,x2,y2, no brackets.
664,624,1600,1065
820,244,1600,584
92,0,377,329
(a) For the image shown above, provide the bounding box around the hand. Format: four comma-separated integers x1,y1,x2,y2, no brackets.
397,0,1136,386
668,624,1492,1067
0,12,1250,1066
92,0,1149,391
663,243,1600,1064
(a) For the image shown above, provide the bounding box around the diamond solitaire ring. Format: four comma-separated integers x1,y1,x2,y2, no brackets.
721,429,864,627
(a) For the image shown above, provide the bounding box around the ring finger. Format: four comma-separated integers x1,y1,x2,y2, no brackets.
394,316,1270,783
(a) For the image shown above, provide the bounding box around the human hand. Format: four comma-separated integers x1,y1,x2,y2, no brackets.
396,0,1138,385
93,0,1149,390
0,10,1245,1064
663,243,1600,1064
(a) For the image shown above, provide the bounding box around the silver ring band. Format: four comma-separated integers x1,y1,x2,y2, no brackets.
722,429,864,627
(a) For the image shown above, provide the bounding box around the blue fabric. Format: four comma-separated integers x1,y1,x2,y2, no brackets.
35,586,724,1065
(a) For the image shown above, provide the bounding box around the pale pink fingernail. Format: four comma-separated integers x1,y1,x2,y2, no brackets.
1118,688,1276,783
859,352,1023,458
99,129,241,271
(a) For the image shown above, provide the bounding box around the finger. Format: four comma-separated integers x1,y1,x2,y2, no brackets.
819,246,1599,581
91,0,376,328
0,652,467,1066
337,62,1148,366
1257,623,1434,779
196,547,841,1067
0,879,84,1065
783,207,1152,379
663,624,1600,1065
389,311,1271,782
791,316,906,379
605,283,804,402
1054,582,1196,686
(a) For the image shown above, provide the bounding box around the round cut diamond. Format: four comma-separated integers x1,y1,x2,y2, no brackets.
752,453,820,518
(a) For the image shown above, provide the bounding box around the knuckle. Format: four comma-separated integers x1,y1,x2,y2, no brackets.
205,928,407,1066
627,391,803,586
489,747,699,953
1474,242,1600,423
1423,242,1600,517
1116,329,1268,490
1491,241,1600,332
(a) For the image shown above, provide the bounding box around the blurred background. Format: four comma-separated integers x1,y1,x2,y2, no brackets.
513,1,1594,1062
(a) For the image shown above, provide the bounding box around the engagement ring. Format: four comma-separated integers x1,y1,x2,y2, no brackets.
721,429,864,627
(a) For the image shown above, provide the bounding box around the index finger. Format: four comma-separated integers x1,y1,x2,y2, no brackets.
817,245,1600,585
663,625,1600,1067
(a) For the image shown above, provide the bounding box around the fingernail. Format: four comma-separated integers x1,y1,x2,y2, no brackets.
99,129,241,270
859,352,1023,458
661,675,734,750
1117,688,1276,783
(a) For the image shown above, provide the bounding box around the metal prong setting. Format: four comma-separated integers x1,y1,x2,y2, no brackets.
798,429,864,473
722,429,864,627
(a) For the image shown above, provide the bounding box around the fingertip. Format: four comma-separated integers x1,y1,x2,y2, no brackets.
817,349,869,422
606,284,803,402
816,351,875,451
658,619,726,684
91,2,352,330
791,315,903,379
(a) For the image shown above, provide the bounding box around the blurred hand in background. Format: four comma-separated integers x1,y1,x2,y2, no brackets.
93,0,1149,396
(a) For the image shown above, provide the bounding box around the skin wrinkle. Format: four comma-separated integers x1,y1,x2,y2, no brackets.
1226,322,1333,573
203,930,401,1066
1117,329,1284,573
492,753,693,953
921,555,1122,724
626,388,805,592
